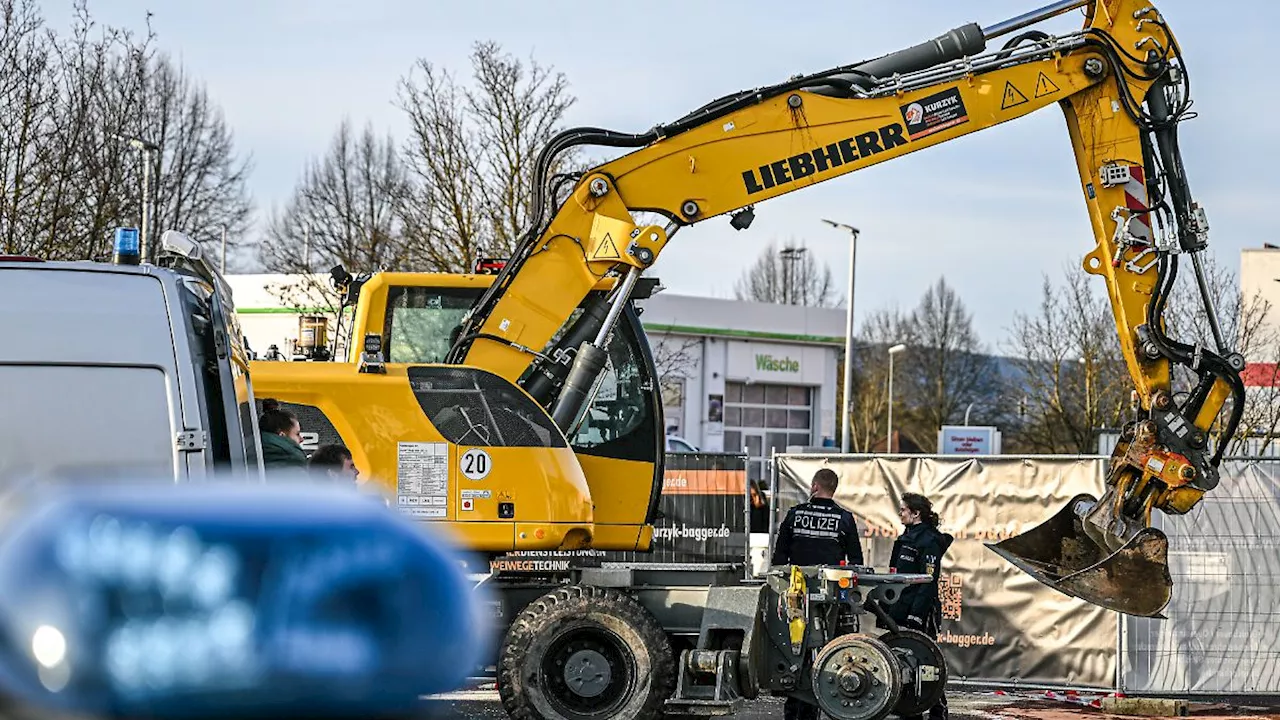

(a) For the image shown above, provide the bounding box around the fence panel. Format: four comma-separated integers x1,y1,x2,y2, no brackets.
773,453,1117,690
493,452,750,570
609,452,749,565
1120,458,1280,696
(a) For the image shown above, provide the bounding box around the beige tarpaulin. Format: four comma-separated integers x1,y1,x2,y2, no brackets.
774,454,1117,689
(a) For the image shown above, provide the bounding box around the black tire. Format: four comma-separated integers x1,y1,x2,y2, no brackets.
498,584,675,720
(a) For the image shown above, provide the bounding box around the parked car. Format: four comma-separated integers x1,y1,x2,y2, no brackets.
665,435,698,453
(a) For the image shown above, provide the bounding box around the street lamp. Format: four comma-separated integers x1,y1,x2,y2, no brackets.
822,219,860,452
779,246,806,305
887,343,907,453
117,134,160,262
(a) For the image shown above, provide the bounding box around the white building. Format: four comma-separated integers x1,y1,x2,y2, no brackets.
225,274,846,485
637,292,844,483
1242,245,1280,342
1241,246,1280,430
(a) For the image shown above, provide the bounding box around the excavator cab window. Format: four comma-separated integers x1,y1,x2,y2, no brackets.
569,306,662,465
406,366,568,448
382,286,479,364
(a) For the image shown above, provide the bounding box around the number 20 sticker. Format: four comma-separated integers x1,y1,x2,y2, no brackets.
460,448,492,480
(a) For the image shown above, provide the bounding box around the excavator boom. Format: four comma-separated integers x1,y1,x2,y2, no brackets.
438,0,1243,616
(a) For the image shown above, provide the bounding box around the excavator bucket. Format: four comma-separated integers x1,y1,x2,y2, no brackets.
986,493,1172,618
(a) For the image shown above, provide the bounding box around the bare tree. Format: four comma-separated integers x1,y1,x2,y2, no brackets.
1002,266,1132,454
733,240,839,307
841,308,910,451
652,334,701,388
651,333,701,435
0,0,52,254
894,278,999,451
137,54,253,263
396,41,578,271
0,1,252,264
1163,254,1280,454
261,119,412,276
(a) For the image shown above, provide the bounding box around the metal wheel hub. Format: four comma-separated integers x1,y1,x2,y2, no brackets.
812,635,903,720
563,649,612,698
539,626,637,719
837,668,864,694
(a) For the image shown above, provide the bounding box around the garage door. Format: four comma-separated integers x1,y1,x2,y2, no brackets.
722,381,813,487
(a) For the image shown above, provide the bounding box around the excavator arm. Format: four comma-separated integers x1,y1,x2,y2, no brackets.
446,0,1244,616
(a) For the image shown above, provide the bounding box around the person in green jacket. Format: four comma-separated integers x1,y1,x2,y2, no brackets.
259,399,307,469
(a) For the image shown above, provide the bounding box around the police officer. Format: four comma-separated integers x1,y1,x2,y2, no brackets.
888,492,954,720
771,468,863,568
771,468,864,720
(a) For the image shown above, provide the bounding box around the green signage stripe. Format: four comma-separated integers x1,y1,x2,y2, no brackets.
232,311,843,345
642,323,842,345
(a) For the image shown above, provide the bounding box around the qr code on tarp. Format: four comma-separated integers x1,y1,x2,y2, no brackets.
940,573,963,621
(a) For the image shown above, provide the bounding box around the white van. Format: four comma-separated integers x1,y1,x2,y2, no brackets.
0,243,263,486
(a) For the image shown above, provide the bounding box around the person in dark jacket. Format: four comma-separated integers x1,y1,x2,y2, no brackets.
259,399,307,469
771,468,863,568
888,492,954,720
771,468,864,720
749,480,770,533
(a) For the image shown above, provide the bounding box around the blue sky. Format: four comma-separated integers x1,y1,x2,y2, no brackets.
44,1,1278,347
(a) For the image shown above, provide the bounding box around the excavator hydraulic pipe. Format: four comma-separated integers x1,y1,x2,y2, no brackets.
806,23,986,95
981,0,1090,41
551,342,608,432
594,267,641,347
523,293,612,405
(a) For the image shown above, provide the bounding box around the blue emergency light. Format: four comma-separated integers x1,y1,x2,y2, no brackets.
0,481,492,719
113,227,140,265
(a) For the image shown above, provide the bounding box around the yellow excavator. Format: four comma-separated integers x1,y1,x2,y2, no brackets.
249,1,1242,716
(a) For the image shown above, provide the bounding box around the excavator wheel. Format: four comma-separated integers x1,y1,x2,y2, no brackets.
498,584,676,720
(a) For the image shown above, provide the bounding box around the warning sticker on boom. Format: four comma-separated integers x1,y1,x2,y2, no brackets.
900,87,969,141
1034,72,1060,98
397,442,449,519
1001,81,1029,110
592,233,620,260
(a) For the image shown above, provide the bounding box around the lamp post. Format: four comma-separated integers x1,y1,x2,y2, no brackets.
887,343,906,453
822,219,860,452
117,135,160,262
779,246,806,304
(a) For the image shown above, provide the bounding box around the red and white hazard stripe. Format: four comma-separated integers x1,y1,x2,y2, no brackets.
1123,165,1153,245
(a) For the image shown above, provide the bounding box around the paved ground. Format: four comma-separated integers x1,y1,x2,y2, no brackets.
416,686,1280,720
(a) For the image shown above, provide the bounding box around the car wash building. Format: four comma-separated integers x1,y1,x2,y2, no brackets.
225,274,847,486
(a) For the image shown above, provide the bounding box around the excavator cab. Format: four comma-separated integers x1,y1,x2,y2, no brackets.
249,271,668,555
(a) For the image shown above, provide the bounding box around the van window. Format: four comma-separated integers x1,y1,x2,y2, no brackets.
0,365,173,482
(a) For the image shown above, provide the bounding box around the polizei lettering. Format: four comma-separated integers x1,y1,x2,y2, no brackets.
742,122,908,195
792,508,842,539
